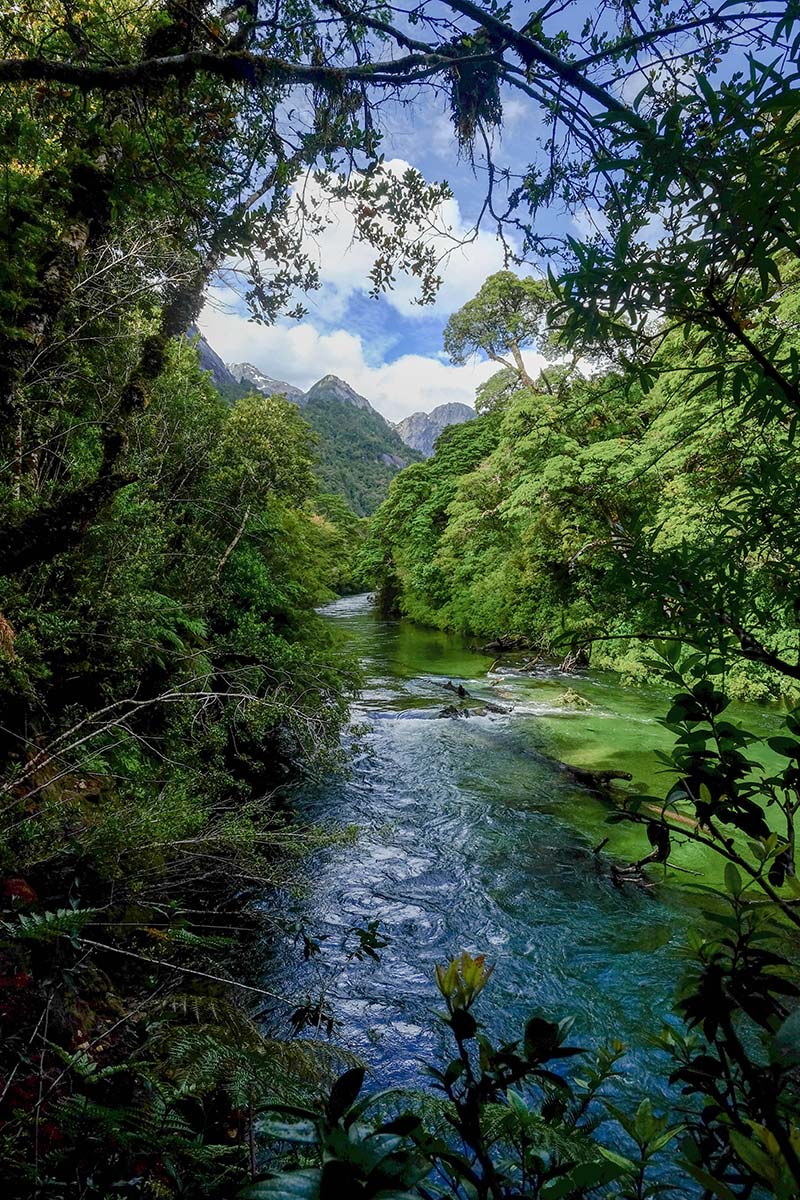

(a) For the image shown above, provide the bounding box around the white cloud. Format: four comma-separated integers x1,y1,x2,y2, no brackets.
198,158,540,420
198,302,510,422
276,158,518,320
572,206,610,241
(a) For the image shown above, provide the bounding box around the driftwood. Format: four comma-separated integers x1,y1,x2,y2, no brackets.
559,648,589,672
480,635,531,654
556,762,632,794
440,680,470,698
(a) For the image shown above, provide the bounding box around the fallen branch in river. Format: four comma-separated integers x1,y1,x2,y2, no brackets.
556,762,632,793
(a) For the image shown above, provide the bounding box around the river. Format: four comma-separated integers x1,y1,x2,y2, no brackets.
263,593,782,1114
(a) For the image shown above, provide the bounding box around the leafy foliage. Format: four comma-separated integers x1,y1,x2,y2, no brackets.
253,955,681,1199
4,1,800,1197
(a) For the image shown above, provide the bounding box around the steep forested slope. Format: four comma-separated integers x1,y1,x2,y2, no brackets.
224,366,422,514
366,272,800,701
304,392,421,515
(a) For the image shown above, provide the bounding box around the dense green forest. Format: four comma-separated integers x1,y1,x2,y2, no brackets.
222,365,422,515
365,268,800,702
228,369,423,516
1,1,800,1198
303,394,422,517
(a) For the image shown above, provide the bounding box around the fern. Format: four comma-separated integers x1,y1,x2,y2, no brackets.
143,988,363,1117
47,1041,141,1084
355,1086,457,1139
159,1026,361,1108
163,927,232,952
153,992,254,1030
58,1080,197,1145
4,907,97,942
480,1102,604,1162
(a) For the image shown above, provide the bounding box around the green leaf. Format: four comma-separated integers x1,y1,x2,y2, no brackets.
682,1165,737,1200
542,1158,626,1197
649,1124,685,1155
729,1129,776,1184
767,737,800,759
598,1145,637,1172
260,1118,318,1144
772,1009,800,1067
724,863,743,898
327,1067,366,1121
240,1169,321,1199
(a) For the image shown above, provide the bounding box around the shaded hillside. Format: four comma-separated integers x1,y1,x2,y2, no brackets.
190,327,251,402
305,391,422,516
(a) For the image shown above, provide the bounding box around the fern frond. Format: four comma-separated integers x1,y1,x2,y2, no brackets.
480,1102,603,1163
155,1024,361,1108
163,927,232,951
4,907,98,941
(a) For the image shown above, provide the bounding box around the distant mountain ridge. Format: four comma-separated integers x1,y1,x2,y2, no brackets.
220,361,421,516
193,345,476,511
189,327,248,400
305,374,377,412
394,402,475,458
226,365,379,414
223,361,475,457
227,362,305,402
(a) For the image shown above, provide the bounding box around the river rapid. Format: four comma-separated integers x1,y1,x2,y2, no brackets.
263,593,783,1113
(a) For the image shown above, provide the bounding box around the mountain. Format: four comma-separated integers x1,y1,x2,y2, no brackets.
222,363,422,516
304,374,377,412
302,389,420,516
394,402,475,458
189,327,250,401
227,362,305,403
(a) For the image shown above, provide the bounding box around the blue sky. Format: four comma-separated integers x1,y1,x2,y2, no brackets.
197,6,771,422
199,85,553,421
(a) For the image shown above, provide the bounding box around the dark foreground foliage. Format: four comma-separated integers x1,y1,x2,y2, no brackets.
0,339,364,1195
253,941,799,1200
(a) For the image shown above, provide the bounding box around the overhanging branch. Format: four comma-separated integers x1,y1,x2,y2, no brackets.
0,46,470,91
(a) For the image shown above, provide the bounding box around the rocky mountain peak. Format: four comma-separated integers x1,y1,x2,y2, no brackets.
304,375,376,412
226,362,305,402
394,401,475,458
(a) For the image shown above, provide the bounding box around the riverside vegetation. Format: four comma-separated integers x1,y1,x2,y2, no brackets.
1,1,800,1198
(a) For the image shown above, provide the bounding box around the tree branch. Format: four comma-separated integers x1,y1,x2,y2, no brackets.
717,611,800,681
572,8,786,70
0,46,468,92
442,0,652,128
704,289,800,413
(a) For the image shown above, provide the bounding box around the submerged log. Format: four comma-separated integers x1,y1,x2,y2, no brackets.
557,762,632,793
440,679,470,698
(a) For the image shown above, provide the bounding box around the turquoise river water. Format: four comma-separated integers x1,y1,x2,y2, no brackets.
264,593,787,1116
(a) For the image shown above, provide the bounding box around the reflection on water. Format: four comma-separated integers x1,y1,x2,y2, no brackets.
262,594,751,1110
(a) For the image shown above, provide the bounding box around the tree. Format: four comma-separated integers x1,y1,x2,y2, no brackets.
4,3,800,1195
443,271,555,388
1,2,795,580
